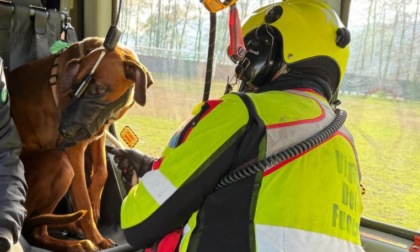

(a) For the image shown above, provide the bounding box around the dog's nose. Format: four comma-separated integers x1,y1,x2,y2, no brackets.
59,121,91,142
59,124,76,139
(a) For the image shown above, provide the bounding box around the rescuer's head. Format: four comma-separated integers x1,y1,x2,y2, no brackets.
234,0,351,103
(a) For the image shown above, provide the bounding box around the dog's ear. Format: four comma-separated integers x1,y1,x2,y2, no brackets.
59,59,80,94
124,61,154,106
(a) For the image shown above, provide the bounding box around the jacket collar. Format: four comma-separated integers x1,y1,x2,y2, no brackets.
255,73,332,102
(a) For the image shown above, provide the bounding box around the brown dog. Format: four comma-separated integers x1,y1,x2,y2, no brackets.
6,37,153,251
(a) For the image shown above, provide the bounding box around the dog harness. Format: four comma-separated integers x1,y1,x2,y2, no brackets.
49,40,85,106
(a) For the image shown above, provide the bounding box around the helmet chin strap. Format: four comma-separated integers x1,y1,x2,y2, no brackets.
270,63,289,81
240,62,289,92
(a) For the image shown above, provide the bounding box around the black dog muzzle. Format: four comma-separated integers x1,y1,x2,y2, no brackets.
59,87,132,147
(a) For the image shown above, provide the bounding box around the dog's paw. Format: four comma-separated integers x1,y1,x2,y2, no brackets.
97,238,117,250
68,240,98,252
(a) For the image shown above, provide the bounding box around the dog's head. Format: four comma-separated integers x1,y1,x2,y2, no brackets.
57,38,153,145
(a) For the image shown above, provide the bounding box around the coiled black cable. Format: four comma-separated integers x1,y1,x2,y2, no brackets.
215,108,347,190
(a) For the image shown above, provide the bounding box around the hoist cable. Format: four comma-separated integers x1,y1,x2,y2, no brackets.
202,12,217,102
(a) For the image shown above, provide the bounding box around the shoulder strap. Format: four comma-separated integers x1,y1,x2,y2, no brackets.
230,92,266,169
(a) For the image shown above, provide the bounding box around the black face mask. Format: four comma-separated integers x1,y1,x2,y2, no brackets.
58,87,132,147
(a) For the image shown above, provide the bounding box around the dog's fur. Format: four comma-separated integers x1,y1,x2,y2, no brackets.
6,37,153,251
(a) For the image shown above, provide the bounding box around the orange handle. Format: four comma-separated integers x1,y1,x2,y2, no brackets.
201,0,238,13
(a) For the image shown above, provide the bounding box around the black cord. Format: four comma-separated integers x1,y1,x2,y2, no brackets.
114,0,123,25
203,12,217,102
215,108,347,190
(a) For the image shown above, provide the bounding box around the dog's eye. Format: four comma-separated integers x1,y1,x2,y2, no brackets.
94,86,106,95
87,82,106,96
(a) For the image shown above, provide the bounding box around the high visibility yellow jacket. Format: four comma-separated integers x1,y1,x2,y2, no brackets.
121,80,364,252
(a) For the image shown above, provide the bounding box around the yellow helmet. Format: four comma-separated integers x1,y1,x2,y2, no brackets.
234,0,350,102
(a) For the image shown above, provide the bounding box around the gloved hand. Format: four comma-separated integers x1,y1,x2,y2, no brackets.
106,146,155,180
